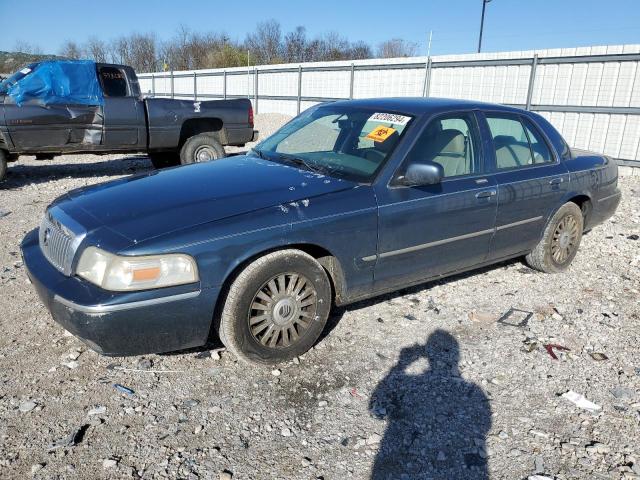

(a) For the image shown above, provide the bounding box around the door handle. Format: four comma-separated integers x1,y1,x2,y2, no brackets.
549,177,564,185
476,190,497,199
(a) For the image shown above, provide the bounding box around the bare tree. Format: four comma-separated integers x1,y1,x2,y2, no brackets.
349,41,373,60
377,38,418,58
284,26,307,63
59,41,84,60
245,19,282,64
13,41,43,55
86,37,108,63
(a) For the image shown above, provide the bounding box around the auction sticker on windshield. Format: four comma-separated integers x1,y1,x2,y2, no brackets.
366,125,397,142
368,112,411,126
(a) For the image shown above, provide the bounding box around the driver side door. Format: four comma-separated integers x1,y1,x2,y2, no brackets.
372,111,498,290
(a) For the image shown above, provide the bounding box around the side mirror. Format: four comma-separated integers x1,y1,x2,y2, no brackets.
400,162,444,186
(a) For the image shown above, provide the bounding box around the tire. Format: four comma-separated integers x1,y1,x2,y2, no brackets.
179,134,225,165
149,152,180,169
218,250,332,365
35,153,55,161
0,151,7,182
526,202,584,273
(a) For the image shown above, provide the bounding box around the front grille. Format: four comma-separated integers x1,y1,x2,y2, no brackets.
38,207,85,275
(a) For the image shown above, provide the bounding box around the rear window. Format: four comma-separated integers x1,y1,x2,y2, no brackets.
98,66,128,97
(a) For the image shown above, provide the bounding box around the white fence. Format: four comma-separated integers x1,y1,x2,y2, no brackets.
138,45,640,163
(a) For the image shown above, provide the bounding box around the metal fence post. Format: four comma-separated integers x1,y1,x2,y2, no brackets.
193,72,197,101
170,71,174,99
349,63,355,99
254,68,259,114
423,58,432,97
297,65,302,114
151,74,155,97
526,54,538,110
223,70,227,99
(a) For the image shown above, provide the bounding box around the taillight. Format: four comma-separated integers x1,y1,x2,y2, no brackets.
248,105,254,128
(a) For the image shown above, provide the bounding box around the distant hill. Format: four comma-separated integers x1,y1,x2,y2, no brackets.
0,51,63,76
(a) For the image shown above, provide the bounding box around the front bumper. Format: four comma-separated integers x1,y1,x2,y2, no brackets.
21,229,219,356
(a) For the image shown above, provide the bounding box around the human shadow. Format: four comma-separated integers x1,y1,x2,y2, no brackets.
369,330,492,480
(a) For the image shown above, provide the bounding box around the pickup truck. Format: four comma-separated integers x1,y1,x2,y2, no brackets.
0,60,257,181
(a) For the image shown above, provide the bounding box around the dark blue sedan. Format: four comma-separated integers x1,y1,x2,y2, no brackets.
21,98,621,364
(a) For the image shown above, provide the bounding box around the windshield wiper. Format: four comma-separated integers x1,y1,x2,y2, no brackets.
276,154,327,175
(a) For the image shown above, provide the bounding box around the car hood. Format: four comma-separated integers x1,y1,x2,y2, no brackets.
57,155,357,243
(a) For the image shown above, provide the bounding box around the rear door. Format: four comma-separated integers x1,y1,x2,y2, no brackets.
479,112,570,260
372,111,498,290
98,65,146,148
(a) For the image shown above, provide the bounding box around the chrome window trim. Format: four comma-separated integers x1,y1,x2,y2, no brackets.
53,290,201,314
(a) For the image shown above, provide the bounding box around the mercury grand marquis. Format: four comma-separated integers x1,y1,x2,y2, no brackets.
21,98,621,364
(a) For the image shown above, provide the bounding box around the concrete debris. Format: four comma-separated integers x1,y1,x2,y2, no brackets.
561,391,601,413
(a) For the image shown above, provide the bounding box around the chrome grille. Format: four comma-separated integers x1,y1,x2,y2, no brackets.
38,207,86,276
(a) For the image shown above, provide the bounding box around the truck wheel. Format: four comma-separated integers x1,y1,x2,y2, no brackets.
0,151,7,182
180,134,225,165
526,202,583,273
218,250,332,365
149,152,180,169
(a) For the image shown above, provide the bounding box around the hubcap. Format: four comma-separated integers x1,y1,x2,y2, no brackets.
551,214,579,264
194,146,216,162
248,273,318,349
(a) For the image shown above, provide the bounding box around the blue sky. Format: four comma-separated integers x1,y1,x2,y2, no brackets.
1,0,639,56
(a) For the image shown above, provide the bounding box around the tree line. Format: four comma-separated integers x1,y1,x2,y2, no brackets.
14,20,419,73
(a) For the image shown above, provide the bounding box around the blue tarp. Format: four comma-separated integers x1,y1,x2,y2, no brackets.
7,60,103,107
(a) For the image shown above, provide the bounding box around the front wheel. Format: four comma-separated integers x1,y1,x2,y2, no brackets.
218,250,332,365
180,134,226,165
526,202,584,273
0,151,7,182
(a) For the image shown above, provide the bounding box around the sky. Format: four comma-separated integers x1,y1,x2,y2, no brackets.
1,0,639,56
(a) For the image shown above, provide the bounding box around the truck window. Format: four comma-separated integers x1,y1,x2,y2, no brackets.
98,66,129,97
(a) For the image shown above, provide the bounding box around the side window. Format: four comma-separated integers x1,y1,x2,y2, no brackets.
522,119,554,164
98,67,129,97
486,115,555,169
403,113,478,178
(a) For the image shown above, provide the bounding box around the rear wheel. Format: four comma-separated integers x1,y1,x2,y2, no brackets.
218,250,332,365
149,152,180,169
0,151,7,182
526,202,583,273
180,134,225,165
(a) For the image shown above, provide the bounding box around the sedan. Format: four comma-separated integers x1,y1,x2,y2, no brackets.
21,98,621,364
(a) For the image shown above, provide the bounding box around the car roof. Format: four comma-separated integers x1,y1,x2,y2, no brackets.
329,97,526,117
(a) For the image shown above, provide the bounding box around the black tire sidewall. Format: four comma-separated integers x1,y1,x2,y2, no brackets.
0,152,7,182
543,204,583,271
224,254,331,364
180,135,225,165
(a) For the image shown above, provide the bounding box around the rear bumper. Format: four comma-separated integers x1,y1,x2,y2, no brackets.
221,126,258,146
588,189,622,229
21,229,218,356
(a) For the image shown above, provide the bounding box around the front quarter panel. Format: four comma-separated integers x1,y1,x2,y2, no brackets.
122,184,379,303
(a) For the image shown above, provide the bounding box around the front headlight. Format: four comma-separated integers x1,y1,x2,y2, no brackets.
76,247,198,291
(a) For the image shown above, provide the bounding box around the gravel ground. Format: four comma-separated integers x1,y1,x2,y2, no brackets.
0,114,639,480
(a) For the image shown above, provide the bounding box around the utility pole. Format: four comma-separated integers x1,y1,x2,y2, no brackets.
427,30,433,57
478,0,492,53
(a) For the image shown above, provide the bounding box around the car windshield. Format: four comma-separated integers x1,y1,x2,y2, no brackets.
0,63,38,95
254,105,414,182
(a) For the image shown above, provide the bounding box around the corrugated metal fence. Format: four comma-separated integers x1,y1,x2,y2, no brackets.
138,45,640,164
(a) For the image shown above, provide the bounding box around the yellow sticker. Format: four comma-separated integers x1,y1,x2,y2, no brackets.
366,125,397,142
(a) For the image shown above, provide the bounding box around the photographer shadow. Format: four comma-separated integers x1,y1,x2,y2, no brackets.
369,330,492,480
